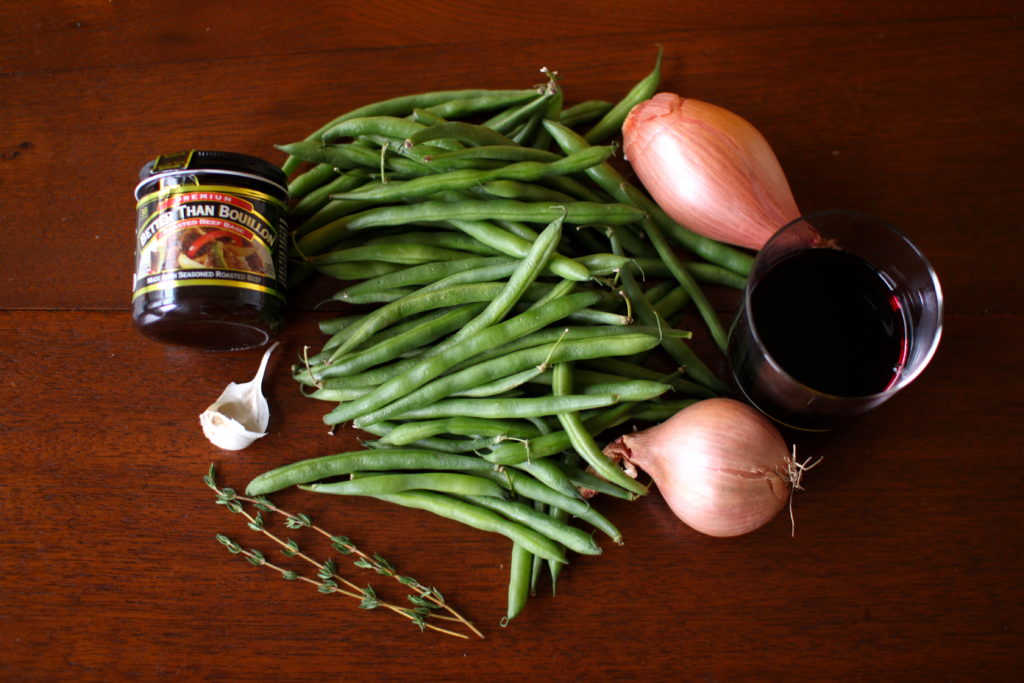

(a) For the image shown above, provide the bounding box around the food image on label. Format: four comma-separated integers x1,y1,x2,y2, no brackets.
133,186,287,300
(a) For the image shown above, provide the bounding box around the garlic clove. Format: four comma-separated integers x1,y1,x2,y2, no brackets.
200,342,278,451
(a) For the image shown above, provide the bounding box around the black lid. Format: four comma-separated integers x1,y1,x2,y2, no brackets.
138,150,287,187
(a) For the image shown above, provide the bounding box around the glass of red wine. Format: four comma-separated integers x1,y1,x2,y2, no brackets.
728,210,943,431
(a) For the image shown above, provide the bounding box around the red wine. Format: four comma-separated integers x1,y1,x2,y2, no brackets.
750,248,908,397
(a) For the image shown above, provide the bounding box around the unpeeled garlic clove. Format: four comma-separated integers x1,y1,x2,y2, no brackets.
200,342,278,451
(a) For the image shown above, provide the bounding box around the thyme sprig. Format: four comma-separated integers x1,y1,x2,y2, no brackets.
205,464,482,639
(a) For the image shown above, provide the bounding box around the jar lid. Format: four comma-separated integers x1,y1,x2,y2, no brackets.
138,150,287,187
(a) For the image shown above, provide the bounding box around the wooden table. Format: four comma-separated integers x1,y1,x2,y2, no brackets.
3,2,1021,679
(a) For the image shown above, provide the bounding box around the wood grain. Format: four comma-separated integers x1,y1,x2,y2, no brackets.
1,2,1022,680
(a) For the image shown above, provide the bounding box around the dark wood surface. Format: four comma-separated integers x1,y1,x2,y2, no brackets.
2,2,1022,680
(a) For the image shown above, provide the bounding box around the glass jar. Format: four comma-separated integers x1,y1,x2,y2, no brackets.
132,150,289,350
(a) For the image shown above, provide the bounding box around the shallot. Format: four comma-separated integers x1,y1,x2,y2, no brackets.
622,93,800,250
604,398,812,537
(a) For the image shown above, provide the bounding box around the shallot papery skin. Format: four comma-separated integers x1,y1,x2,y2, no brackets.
604,399,792,537
622,93,800,250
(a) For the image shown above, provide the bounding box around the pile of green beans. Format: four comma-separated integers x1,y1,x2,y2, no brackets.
256,49,753,623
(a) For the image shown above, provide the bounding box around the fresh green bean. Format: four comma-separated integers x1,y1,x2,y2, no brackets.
405,121,519,148
323,291,602,425
552,362,648,496
506,542,533,624
389,393,619,422
320,116,426,144
297,199,642,258
331,146,615,204
462,495,602,556
559,100,614,129
473,180,576,203
310,243,473,267
373,490,568,564
245,448,495,496
578,379,672,402
443,218,591,282
348,331,660,429
584,45,662,144
421,90,541,120
303,304,486,383
377,416,541,446
303,472,508,499
614,251,730,394
552,460,638,501
291,169,371,220
481,87,555,134
288,162,339,201
323,283,529,362
512,459,583,502
364,230,504,256
425,145,561,164
452,366,547,397
312,261,404,280
338,256,511,298
318,314,362,336
281,88,540,175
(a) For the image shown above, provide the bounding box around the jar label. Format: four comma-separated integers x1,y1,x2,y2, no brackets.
133,185,288,300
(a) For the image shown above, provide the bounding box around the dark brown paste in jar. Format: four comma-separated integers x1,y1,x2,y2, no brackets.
132,150,289,350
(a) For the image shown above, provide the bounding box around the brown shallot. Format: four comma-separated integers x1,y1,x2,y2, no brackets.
622,93,800,250
604,398,815,537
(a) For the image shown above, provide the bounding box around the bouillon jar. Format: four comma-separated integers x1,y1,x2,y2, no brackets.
132,150,289,350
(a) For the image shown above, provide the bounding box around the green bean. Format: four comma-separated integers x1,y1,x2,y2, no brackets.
364,230,504,256
245,448,495,496
361,426,497,455
348,331,660,428
578,379,672,402
552,460,638,501
312,261,404,280
291,169,371,220
323,283,522,362
405,121,518,148
462,495,601,556
303,304,486,383
331,288,417,304
443,218,591,282
477,467,621,542
651,285,692,320
437,213,564,346
332,146,615,204
481,87,555,134
323,290,601,425
559,100,614,129
373,490,567,564
473,179,576,203
288,162,339,201
306,385,371,402
584,45,662,144
506,542,533,624
452,366,546,397
310,243,473,267
512,459,583,501
321,116,426,144
390,393,619,421
422,90,542,120
303,472,508,499
298,199,642,257
614,251,730,394
295,197,375,236
281,88,540,175
339,256,512,298
579,357,716,398
552,362,649,496
378,416,541,446
425,145,561,164
318,313,362,335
